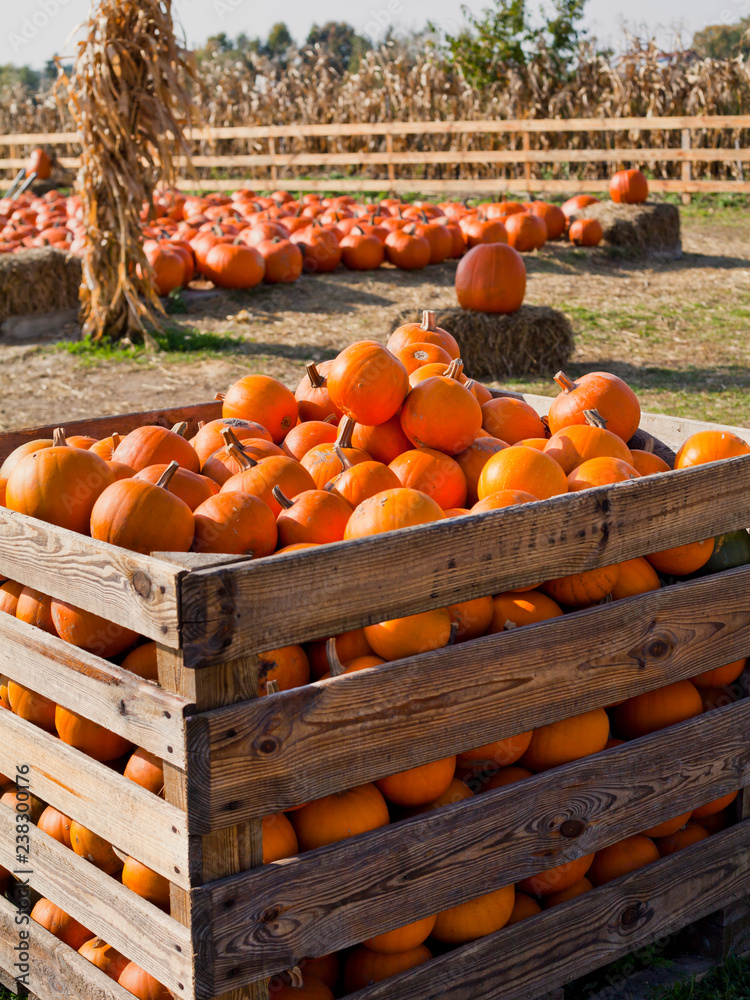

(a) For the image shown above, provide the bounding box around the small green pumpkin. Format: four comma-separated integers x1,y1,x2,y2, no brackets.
696,531,750,576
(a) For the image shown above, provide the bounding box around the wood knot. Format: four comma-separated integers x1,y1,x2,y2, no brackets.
645,638,671,660
620,904,642,927
559,819,587,838
257,737,279,756
131,571,152,599
262,906,281,923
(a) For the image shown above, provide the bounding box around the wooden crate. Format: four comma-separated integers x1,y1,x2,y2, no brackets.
0,398,749,1000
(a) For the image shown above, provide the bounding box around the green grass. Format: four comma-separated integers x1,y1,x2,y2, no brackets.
651,953,750,998
52,324,249,367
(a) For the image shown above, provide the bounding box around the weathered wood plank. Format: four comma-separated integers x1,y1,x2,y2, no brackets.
0,804,192,998
180,454,750,665
0,613,188,765
0,709,190,889
0,508,182,646
344,821,750,1000
0,400,221,462
196,700,750,990
186,565,750,825
157,647,268,1000
0,893,134,1000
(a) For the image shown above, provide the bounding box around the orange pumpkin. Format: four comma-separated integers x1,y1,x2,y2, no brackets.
525,201,566,239
567,456,640,491
432,884,515,943
90,462,195,555
121,856,170,911
343,945,431,992
364,914,437,954
642,812,693,838
6,427,115,533
480,765,534,793
387,309,460,360
489,590,563,632
301,417,371,488
388,447,468,509
457,730,533,770
192,491,278,556
376,756,456,807
655,822,710,857
519,853,594,896
351,413,413,465
692,790,739,818
133,464,218,512
588,834,659,886
393,341,453,375
291,783,390,851
0,438,54,478
306,628,374,679
455,436,509,504
262,812,299,863
295,362,342,423
675,430,750,469
275,487,352,546
112,425,200,473
611,557,661,600
78,938,130,981
56,705,133,762
257,645,310,695
520,708,610,771
505,211,547,251
190,417,272,462
273,976,335,1000
541,564,620,607
365,607,452,661
507,892,542,924
477,446,568,501
569,219,603,246
122,642,158,682
690,657,746,689
15,586,55,634
7,680,57,732
447,595,494,642
400,363,483,455
545,411,633,474
401,777,474,816
543,877,593,908
70,823,123,874
202,435,285,486
124,748,164,796
37,806,73,847
298,955,340,993
327,341,409,426
221,450,316,517
385,228,431,269
481,397,546,445
646,539,714,577
629,438,672,476
455,242,526,313
611,680,703,739
221,374,299,443
117,963,173,1000
548,371,640,443
610,169,649,204
31,899,93,950
344,488,444,539
0,580,23,615
283,420,339,461
327,458,401,510
51,600,140,658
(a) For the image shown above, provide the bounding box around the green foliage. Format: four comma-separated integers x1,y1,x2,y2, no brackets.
266,22,293,57
693,19,750,59
0,62,41,90
650,953,750,998
436,0,587,89
306,22,370,73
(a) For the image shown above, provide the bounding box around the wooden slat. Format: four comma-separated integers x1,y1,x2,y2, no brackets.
345,821,750,1000
157,648,269,1000
196,700,750,991
0,508,181,646
0,710,190,889
186,565,750,825
180,454,750,665
0,399,221,461
0,804,192,998
0,893,134,1000
0,613,187,764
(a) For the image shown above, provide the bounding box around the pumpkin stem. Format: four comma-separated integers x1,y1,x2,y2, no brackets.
155,461,180,491
306,362,325,389
554,371,577,394
445,359,465,381
323,414,337,424
336,415,356,450
289,968,304,989
447,621,459,647
272,485,295,510
197,421,206,430
226,443,257,469
111,432,121,452
583,409,608,429
642,435,655,454
52,427,67,447
334,443,353,472
326,638,346,677
171,421,188,438
266,679,280,695
214,391,227,402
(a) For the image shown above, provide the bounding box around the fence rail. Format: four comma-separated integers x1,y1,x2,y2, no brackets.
2,115,750,195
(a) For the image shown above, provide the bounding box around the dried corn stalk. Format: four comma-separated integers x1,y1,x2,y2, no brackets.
58,0,198,343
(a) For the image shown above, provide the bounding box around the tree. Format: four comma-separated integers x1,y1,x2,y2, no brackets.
265,22,293,57
306,21,370,72
436,0,587,89
692,19,750,58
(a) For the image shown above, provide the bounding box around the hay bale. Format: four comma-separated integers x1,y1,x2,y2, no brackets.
0,248,81,323
581,201,681,255
391,305,574,380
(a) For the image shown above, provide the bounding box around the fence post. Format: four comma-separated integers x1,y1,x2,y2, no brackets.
681,128,692,205
268,135,278,187
386,132,396,195
523,132,532,198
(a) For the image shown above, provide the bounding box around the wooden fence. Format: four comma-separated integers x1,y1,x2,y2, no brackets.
2,115,750,198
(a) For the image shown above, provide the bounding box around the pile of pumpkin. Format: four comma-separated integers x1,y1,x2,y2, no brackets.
1,307,748,998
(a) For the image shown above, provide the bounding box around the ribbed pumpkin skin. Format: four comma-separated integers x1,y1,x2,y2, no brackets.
548,372,640,443
545,424,633,474
55,706,133,762
519,853,594,896
542,564,620,607
291,783,390,851
262,812,299,863
344,487,444,539
611,557,661,600
344,946,432,993
7,680,57,732
520,708,610,771
478,446,568,501
0,580,22,615
51,600,140,658
90,479,195,555
327,341,409,426
112,426,200,473
31,899,93,950
328,460,401,509
611,680,703,739
432,884,515,943
656,822,710,857
6,444,115,533
134,464,218,511
364,914,437,954
400,376,482,455
78,938,130,982
202,439,285,486
283,421,339,461
455,243,526,313
376,756,456,807
675,429,750,468
0,438,53,478
117,963,173,1000
588,834,659,886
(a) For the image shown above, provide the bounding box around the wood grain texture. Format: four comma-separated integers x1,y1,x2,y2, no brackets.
196,700,750,991
180,454,750,665
0,508,181,646
0,893,135,1000
0,709,190,888
186,564,750,825
343,820,750,1000
0,613,188,765
0,803,192,997
157,647,268,1000
0,400,221,462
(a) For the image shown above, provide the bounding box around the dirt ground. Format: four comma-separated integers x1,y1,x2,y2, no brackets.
0,209,748,432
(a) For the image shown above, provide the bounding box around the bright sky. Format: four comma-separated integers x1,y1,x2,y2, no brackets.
1,0,722,68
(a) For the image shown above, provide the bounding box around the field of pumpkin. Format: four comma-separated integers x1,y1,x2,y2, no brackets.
0,304,748,998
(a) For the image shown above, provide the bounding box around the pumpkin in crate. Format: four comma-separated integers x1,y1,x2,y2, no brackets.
542,564,620,608
51,600,140,658
134,464,218,512
400,363,483,454
447,595,494,642
257,645,310,695
480,765,534,793
392,341,453,375
31,899,93,950
611,558,661,600
389,448,468,510
124,748,164,796
70,823,124,875
455,242,526,313
402,777,474,816
294,362,341,423
629,443,671,477
432,884,515,943
521,708,610,771
376,756,457,807
545,410,633,474
274,976,335,1000
507,892,542,924
56,705,133,762
221,374,299,443
283,420,338,462
691,657,746,689
345,487,444,539
15,586,55,634
481,397,546,445
567,456,640,491
675,429,750,468
191,417,273,462
301,417,370,488
274,487,352,546
548,371,640,444
78,938,130,982
519,853,594,896
112,425,200,473
543,877,593,908
203,435,285,487
122,856,170,911
0,787,45,822
327,341,409,426
588,834,659,886
611,680,703,739
122,642,159,682
6,428,115,533
291,783,390,851
455,437,508,505
457,731,533,771
344,946,432,992
222,450,316,517
477,446,567,501
262,812,299,863
298,954,340,992
306,628,374,680
0,580,24,615
655,822,709,857
327,455,401,510
364,914,437,953
365,607,452,661
0,438,54,478
193,491,278,556
646,538,714,577
351,413,413,465
693,531,750,576
7,681,57,732
692,790,739,818
489,591,563,632
37,806,73,848
117,963,173,1000
642,812,693,838
387,310,460,360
